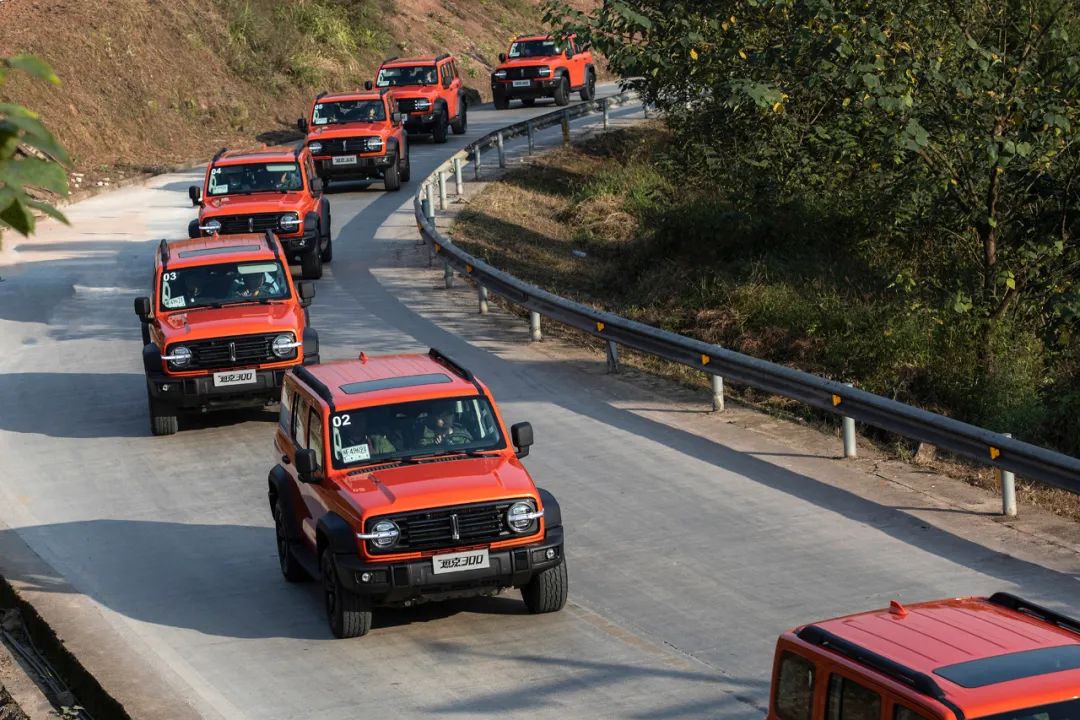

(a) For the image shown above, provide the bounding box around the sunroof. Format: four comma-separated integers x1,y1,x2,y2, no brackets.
178,244,262,258
339,373,452,394
935,645,1080,688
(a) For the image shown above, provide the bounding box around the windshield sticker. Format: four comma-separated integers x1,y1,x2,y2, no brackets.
266,163,298,172
237,263,278,275
163,296,186,309
341,444,371,463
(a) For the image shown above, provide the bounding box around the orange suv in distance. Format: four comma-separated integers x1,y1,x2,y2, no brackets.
268,349,567,638
375,54,467,143
135,231,318,435
187,146,332,280
491,34,596,109
297,89,410,192
770,593,1080,720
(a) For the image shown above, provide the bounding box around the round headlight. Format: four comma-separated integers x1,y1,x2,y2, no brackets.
278,212,300,231
507,501,535,533
309,141,323,154
371,519,400,548
203,218,222,234
272,333,297,358
494,70,507,79
365,137,384,151
538,66,551,76
167,345,192,368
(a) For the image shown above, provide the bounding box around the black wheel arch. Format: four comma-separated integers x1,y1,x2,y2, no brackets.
538,487,562,528
142,343,163,374
303,210,319,234
302,327,320,364
187,218,200,239
268,465,303,541
316,512,356,557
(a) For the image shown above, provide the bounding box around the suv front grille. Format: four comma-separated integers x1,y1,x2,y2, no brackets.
213,213,281,235
368,500,521,554
318,137,380,155
394,99,430,114
505,66,547,80
180,333,280,370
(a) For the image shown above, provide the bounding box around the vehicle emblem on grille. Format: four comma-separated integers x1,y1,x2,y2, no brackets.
228,341,236,362
450,513,460,541
247,217,254,232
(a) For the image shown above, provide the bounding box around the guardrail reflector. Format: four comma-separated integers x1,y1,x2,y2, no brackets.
466,264,473,273
990,446,1001,460
701,354,710,366
596,321,605,332
434,244,442,253
832,394,842,406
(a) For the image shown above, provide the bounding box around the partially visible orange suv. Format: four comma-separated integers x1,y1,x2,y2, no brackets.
770,593,1080,720
187,146,332,280
297,89,410,192
491,34,596,109
375,54,468,143
134,231,318,435
267,349,567,638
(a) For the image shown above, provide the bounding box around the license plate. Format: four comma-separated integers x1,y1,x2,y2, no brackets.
432,548,490,575
213,370,256,387
332,155,357,166
512,80,531,88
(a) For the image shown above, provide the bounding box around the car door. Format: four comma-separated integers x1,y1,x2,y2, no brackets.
298,401,339,545
568,38,585,87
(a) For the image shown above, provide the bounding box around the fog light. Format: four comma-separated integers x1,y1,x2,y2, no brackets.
161,384,170,392
361,572,371,583
545,548,556,560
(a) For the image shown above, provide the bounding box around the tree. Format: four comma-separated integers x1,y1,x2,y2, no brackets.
0,55,69,239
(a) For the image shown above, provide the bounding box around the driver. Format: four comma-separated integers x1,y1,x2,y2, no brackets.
235,271,275,298
418,408,472,446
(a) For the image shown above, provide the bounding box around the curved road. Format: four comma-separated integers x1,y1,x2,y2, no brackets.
1,91,1079,719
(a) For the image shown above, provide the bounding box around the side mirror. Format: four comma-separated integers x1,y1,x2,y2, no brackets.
298,280,316,307
134,296,151,321
310,177,324,195
565,48,575,60
498,52,507,63
364,80,374,91
391,111,402,125
188,185,202,207
296,448,319,483
511,422,534,459
297,117,308,133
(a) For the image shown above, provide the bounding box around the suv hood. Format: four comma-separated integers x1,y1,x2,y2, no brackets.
498,58,559,70
157,302,301,344
203,193,306,215
306,123,389,140
342,454,537,517
385,86,440,100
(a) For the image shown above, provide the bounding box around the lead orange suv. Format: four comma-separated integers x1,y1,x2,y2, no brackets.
297,89,410,192
491,34,596,109
770,593,1080,720
267,349,567,638
134,231,318,435
187,146,332,280
375,54,468,143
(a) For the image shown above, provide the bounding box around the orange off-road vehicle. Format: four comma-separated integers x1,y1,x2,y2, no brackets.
491,34,596,109
267,349,567,638
134,232,318,436
187,147,332,280
375,54,468,143
297,89,410,192
770,593,1080,720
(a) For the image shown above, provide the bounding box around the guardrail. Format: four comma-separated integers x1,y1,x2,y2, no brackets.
412,92,1080,503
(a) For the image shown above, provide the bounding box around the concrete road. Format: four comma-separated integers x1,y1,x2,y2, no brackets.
1,89,1079,720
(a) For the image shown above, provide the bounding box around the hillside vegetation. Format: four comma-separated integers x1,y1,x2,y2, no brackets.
0,0,585,175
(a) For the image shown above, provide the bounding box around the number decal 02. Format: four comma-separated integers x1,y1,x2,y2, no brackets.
332,415,351,427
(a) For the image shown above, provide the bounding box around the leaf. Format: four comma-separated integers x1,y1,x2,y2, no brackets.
0,199,34,235
24,198,68,224
4,55,60,85
0,155,68,193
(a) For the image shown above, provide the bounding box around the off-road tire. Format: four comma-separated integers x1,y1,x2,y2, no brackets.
451,102,467,135
521,559,568,613
322,549,371,638
432,108,449,143
320,215,333,262
300,245,323,279
580,71,596,102
553,76,570,106
520,98,536,108
148,396,178,436
493,92,509,110
400,145,411,183
275,501,308,582
384,154,402,191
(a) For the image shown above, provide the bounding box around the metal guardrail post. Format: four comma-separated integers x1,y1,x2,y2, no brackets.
561,110,571,145
606,341,619,373
497,132,506,169
425,183,436,218
1001,432,1017,516
474,145,482,180
842,382,857,458
444,261,454,288
711,375,724,412
529,311,542,342
478,285,489,314
453,157,463,195
438,172,447,210
602,98,609,130
527,121,535,154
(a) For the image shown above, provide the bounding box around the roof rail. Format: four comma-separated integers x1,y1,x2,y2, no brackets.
294,366,335,412
211,147,228,163
428,348,473,381
263,230,282,262
382,55,399,64
315,90,327,101
988,593,1080,636
796,625,966,720
158,238,170,267
435,53,450,62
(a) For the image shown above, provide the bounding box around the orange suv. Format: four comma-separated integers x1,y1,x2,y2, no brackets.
134,231,318,435
267,349,567,638
491,34,596,109
297,89,410,192
375,54,467,143
187,147,332,280
770,593,1080,720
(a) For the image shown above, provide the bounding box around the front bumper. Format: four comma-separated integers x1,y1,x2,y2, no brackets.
333,526,565,605
146,367,288,410
280,226,319,260
403,112,438,132
314,155,394,180
492,78,560,99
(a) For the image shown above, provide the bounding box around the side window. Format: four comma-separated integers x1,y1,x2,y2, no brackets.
279,383,293,435
827,674,882,720
293,399,309,448
894,707,930,720
440,63,451,87
775,652,816,720
308,408,324,467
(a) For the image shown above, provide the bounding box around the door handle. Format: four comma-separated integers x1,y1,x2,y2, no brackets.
281,455,292,465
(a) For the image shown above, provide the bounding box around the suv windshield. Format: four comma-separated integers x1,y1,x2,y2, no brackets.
329,395,505,469
508,39,563,58
159,260,290,311
975,698,1080,719
312,99,386,125
207,163,301,197
376,65,437,87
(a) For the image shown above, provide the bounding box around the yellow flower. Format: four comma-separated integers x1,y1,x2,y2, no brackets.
689,48,699,60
